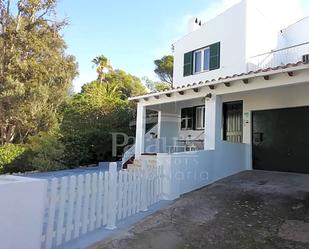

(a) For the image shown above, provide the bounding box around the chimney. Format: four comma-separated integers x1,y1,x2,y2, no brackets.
187,17,202,33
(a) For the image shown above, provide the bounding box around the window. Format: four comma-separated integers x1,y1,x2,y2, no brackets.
194,51,202,73
181,108,193,130
183,42,220,77
194,48,210,73
195,106,205,130
203,48,210,71
181,106,205,130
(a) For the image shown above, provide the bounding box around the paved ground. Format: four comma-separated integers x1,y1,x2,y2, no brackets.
90,170,309,249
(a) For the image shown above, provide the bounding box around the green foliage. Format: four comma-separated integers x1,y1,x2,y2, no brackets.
0,0,78,145
105,70,146,99
91,54,146,98
25,132,65,172
143,77,171,92
0,144,26,173
60,84,135,166
154,55,174,84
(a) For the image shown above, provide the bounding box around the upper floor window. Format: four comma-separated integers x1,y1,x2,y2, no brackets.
183,42,220,77
194,48,210,73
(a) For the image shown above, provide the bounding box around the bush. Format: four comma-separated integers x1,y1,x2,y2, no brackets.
60,95,135,167
26,132,66,172
0,144,27,173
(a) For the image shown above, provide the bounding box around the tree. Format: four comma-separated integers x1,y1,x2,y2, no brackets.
154,55,174,84
142,76,171,92
105,70,146,99
60,83,136,166
0,0,78,145
82,81,123,100
59,64,146,166
92,55,112,83
91,55,146,98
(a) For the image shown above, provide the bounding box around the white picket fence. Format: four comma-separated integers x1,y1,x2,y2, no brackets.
41,162,164,249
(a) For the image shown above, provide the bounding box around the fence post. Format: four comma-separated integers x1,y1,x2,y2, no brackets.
140,160,148,212
106,162,117,230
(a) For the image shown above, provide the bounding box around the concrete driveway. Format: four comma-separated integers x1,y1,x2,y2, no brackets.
90,170,309,249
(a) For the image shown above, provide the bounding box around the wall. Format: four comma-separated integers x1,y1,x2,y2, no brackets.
157,88,250,199
245,0,282,58
282,17,309,47
221,82,309,145
172,0,309,88
158,142,249,199
0,176,47,249
173,1,247,87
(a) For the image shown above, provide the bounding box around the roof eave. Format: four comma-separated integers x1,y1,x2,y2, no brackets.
129,63,309,101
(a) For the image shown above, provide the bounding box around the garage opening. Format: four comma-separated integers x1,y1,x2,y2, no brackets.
252,106,309,174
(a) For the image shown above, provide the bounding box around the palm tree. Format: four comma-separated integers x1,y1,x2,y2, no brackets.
92,55,113,83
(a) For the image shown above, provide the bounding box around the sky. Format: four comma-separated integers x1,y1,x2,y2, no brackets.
57,0,309,92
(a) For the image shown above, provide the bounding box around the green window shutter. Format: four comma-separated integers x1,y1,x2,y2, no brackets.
209,42,220,71
183,51,193,77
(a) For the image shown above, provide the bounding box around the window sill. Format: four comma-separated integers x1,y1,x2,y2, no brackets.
194,70,210,75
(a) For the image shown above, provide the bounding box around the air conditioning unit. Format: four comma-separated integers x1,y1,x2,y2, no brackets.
302,54,309,63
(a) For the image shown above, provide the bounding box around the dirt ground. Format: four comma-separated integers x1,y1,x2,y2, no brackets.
90,170,309,249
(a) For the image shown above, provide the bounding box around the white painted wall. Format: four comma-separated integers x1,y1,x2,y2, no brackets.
158,142,249,199
157,92,250,199
281,17,309,47
173,1,247,87
245,0,281,58
0,176,47,249
172,0,309,87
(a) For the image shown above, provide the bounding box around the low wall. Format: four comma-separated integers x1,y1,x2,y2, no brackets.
158,142,250,200
0,176,47,249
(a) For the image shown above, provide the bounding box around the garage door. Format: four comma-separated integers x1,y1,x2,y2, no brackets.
252,107,309,174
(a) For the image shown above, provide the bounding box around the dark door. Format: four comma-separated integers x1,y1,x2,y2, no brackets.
223,101,243,143
252,107,309,174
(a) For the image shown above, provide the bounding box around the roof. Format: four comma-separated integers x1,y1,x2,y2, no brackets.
129,61,309,101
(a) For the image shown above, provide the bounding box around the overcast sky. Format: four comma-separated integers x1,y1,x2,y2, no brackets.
57,0,309,92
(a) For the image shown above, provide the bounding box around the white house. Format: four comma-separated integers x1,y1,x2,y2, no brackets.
125,0,309,194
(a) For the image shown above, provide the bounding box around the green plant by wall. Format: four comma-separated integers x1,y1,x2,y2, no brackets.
0,144,26,173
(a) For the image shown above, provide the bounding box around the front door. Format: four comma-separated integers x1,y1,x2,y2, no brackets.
223,101,243,143
252,106,309,174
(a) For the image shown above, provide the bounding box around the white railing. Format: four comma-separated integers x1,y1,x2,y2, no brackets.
41,162,164,249
121,144,135,166
247,42,309,72
122,124,158,166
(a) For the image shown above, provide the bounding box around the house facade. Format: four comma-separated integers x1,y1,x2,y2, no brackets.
126,0,309,192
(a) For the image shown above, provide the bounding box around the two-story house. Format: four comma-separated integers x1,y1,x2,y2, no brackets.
125,0,309,193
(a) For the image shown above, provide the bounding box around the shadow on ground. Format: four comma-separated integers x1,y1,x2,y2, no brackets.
89,170,309,249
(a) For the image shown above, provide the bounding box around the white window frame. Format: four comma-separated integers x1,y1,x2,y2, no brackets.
181,108,193,130
181,116,192,130
195,106,205,130
193,47,210,74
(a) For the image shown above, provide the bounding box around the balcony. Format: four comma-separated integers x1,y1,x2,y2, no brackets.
247,42,309,72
